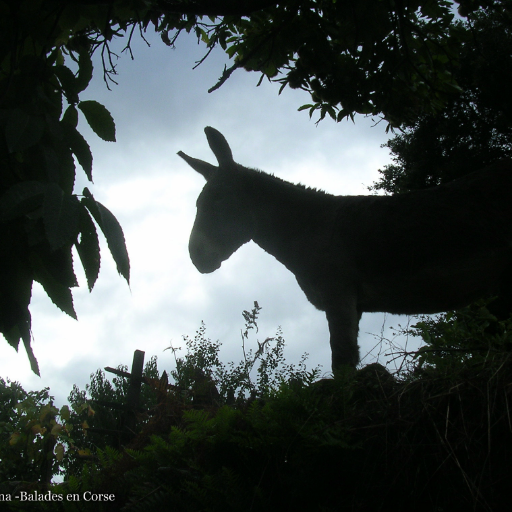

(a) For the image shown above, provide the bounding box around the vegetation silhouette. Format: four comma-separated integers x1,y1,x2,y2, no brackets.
2,303,512,511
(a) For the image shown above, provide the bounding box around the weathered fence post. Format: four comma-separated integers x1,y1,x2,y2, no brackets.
122,349,145,443
86,349,146,447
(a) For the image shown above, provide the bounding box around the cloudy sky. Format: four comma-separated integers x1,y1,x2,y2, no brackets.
0,29,422,407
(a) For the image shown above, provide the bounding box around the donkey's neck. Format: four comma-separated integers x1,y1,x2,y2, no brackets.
246,169,337,275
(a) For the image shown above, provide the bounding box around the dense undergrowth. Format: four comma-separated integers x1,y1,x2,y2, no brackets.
2,301,512,512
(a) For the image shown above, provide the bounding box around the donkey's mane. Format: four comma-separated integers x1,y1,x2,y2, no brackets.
242,164,331,199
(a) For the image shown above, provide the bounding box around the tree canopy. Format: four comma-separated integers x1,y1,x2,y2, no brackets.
1,0,509,372
371,5,512,194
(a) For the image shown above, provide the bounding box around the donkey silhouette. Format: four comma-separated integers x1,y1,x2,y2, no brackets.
179,127,512,371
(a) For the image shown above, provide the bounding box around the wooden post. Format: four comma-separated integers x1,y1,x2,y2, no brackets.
122,349,145,443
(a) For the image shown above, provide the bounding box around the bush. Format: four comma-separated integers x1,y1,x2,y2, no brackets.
4,301,512,511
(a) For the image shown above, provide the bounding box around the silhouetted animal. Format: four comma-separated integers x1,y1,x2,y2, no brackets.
179,127,512,371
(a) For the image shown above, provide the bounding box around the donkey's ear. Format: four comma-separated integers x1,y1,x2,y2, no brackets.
204,126,234,167
177,151,216,181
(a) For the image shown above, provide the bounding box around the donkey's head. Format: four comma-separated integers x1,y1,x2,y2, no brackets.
178,127,254,273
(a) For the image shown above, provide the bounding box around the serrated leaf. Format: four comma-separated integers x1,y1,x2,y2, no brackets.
76,206,100,291
82,188,129,283
21,314,40,377
78,100,116,142
76,49,93,93
30,253,77,320
41,143,76,194
54,64,79,104
43,184,81,251
62,104,79,128
39,246,78,289
61,122,93,180
3,306,38,375
0,253,32,348
161,30,171,46
5,109,45,153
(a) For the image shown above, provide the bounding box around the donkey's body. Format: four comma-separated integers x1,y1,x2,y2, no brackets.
179,127,512,370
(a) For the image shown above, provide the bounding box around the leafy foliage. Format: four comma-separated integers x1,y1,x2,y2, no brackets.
53,305,512,511
0,0,132,373
0,377,75,491
168,301,322,403
172,0,489,125
54,355,512,512
370,5,512,194
389,299,512,373
63,356,160,478
2,300,512,511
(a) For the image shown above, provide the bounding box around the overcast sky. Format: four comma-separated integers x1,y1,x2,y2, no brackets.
0,30,422,407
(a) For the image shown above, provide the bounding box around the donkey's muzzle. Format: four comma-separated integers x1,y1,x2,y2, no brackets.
189,233,222,273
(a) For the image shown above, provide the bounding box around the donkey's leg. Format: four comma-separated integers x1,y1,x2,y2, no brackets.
325,304,361,371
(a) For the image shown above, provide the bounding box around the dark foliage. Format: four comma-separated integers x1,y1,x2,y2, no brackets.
0,378,54,485
62,356,161,478
371,6,512,194
2,305,512,511
51,352,512,512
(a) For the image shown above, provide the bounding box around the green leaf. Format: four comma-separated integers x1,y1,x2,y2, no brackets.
30,252,77,320
76,49,93,93
54,64,79,104
1,288,32,357
62,104,79,128
42,184,81,251
5,109,45,153
76,206,100,291
60,405,71,421
52,248,78,289
82,188,129,284
226,44,238,58
6,302,40,375
23,331,40,377
78,100,116,142
61,122,93,181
